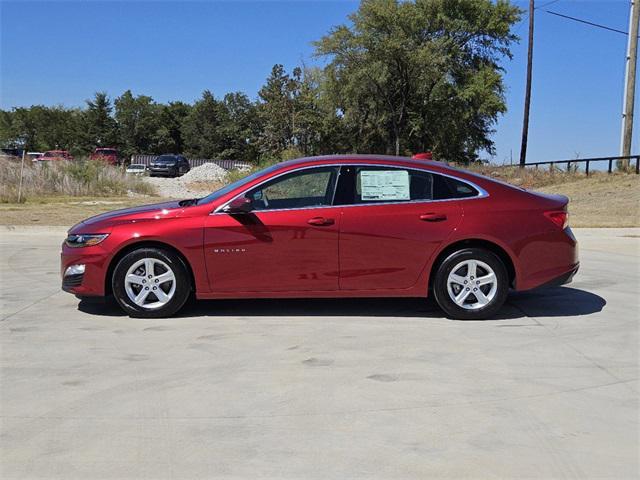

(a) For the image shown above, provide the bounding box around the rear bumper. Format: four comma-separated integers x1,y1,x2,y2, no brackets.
515,227,579,291
534,263,579,290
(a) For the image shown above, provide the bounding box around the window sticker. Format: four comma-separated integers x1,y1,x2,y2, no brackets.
360,170,410,201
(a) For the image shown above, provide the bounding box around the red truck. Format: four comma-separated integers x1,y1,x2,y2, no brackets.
90,148,120,165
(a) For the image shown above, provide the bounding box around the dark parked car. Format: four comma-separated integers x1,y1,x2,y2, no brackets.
148,155,190,177
61,154,578,319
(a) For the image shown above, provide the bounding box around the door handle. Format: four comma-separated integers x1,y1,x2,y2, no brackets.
420,213,447,222
307,217,335,226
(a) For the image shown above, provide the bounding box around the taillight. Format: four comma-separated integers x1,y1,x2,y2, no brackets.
544,210,568,229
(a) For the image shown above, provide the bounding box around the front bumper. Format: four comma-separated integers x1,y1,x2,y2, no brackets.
60,245,111,297
149,167,176,176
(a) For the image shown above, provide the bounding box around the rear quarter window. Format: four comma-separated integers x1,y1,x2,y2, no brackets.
433,175,479,200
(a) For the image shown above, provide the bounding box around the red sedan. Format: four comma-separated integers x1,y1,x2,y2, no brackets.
39,150,74,161
61,155,578,319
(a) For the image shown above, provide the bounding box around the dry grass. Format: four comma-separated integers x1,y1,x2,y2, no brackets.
460,163,593,189
537,173,639,227
0,158,155,203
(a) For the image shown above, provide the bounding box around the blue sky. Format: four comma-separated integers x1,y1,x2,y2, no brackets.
1,0,636,163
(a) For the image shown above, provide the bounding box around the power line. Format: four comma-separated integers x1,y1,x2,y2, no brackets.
546,9,636,37
536,0,561,10
515,0,560,34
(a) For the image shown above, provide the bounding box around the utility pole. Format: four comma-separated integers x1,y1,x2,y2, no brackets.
519,0,535,167
620,0,640,168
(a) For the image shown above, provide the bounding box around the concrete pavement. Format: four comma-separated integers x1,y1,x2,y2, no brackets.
0,227,638,479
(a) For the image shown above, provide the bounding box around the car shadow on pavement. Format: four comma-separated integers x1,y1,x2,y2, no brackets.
78,286,605,321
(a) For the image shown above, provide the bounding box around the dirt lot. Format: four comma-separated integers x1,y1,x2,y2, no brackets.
144,177,224,200
0,196,157,227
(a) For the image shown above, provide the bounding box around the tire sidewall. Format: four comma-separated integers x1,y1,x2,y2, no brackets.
433,248,508,320
112,248,190,318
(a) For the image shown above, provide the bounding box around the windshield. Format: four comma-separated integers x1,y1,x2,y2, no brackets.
96,149,116,156
196,163,281,205
129,164,144,169
155,155,177,164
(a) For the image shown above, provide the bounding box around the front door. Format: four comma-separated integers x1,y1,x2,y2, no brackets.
204,166,341,293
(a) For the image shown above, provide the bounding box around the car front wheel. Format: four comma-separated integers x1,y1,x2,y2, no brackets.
112,248,191,318
432,248,508,320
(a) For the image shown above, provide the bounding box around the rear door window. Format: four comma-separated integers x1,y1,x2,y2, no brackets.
334,166,480,205
334,166,434,205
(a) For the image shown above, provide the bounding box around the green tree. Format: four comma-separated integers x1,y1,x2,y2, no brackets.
257,64,340,159
181,90,227,158
80,92,118,152
0,106,82,153
257,64,296,157
114,90,163,158
154,101,192,154
315,0,521,161
220,92,260,161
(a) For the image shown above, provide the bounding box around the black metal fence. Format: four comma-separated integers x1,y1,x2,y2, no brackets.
131,155,251,171
524,155,640,175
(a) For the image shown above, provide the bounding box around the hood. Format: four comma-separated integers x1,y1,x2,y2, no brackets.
69,200,185,233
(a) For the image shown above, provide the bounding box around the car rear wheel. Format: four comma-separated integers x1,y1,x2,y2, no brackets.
112,248,191,318
432,248,508,320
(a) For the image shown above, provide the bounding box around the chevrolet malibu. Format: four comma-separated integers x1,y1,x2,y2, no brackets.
61,155,579,319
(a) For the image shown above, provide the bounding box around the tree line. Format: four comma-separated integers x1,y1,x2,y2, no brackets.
0,0,521,164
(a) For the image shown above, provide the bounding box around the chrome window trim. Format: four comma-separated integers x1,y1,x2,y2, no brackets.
212,163,489,215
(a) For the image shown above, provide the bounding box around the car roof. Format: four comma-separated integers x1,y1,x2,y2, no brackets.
275,154,454,173
269,154,513,196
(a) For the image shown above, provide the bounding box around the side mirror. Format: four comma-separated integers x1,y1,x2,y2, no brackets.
223,196,253,214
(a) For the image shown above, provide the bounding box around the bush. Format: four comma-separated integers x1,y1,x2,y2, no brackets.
0,158,155,203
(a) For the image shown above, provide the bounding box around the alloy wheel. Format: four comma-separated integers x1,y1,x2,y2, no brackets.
446,259,497,310
124,258,176,309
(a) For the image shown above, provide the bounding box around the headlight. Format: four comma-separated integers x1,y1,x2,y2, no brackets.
65,233,109,248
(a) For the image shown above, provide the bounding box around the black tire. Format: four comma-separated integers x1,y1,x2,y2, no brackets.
432,248,509,320
112,248,191,318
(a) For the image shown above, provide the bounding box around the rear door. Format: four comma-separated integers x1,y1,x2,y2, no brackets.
335,165,464,291
204,166,341,293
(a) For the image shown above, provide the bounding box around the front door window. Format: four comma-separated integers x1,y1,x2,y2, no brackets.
246,167,339,211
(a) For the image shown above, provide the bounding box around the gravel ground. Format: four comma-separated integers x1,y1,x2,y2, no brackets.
144,163,230,199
